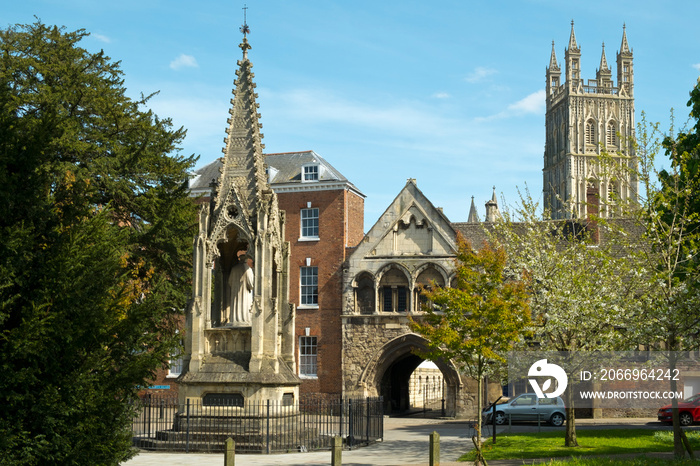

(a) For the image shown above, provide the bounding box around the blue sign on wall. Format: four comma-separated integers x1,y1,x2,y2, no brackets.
149,385,171,390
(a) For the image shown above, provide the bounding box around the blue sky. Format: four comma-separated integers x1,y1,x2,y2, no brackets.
4,1,700,226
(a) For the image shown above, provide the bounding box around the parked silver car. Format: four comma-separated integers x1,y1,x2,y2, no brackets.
483,393,566,426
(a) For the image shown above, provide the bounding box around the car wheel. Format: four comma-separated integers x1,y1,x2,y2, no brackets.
680,412,693,426
494,412,506,425
549,412,565,427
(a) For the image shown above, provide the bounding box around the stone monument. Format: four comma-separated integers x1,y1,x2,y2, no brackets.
178,26,299,408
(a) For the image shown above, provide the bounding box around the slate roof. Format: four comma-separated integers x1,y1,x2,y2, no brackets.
188,150,364,198
188,159,224,195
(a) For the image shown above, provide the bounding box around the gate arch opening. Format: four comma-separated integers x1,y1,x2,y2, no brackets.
358,333,461,416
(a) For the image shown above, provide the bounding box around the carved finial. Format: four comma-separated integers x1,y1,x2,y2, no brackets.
239,4,251,59
240,4,250,37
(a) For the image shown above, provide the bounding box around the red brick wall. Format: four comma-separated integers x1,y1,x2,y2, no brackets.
346,191,365,248
277,188,363,396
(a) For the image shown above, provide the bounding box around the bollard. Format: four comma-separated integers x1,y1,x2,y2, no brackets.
429,431,440,466
331,435,342,466
224,437,235,466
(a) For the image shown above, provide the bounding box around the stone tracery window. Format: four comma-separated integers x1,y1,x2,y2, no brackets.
606,121,617,147
585,120,596,146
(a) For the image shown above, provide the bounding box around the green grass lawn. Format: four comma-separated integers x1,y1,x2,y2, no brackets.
537,458,700,466
459,429,700,462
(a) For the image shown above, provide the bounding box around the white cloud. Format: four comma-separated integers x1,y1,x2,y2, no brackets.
507,90,546,115
170,54,199,70
693,63,700,71
465,66,497,83
476,90,546,121
432,92,450,99
92,33,111,43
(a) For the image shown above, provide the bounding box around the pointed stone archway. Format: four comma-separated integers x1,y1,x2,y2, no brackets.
357,333,461,417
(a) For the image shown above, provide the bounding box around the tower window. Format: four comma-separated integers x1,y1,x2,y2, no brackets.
585,120,596,145
606,122,617,146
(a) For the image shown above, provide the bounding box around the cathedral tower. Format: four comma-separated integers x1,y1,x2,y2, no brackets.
543,22,638,219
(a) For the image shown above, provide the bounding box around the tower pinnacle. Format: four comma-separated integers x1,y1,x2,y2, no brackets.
620,23,631,54
599,42,609,71
548,41,559,70
467,196,480,223
568,20,579,52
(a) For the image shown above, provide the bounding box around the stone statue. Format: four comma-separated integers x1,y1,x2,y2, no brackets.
228,254,254,324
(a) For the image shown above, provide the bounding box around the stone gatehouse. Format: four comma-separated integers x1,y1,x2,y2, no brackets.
341,180,500,417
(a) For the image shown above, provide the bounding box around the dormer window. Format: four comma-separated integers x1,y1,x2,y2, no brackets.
302,164,319,182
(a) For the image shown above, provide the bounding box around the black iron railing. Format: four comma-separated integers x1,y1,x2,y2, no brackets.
131,395,383,453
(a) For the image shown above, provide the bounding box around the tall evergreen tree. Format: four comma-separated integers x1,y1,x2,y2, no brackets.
0,21,197,465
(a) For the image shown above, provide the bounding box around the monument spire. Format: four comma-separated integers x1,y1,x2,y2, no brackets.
181,4,299,408
213,11,267,229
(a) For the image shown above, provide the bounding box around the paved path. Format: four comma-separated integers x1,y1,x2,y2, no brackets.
122,417,672,466
123,416,476,465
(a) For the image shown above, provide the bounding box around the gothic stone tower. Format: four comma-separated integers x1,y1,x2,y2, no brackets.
179,33,300,406
543,22,638,219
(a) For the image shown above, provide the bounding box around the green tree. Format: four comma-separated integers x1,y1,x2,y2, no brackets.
0,21,197,465
622,83,700,458
496,190,637,448
410,236,531,466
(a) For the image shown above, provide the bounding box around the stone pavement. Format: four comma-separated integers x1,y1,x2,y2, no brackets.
122,416,667,466
122,415,477,466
